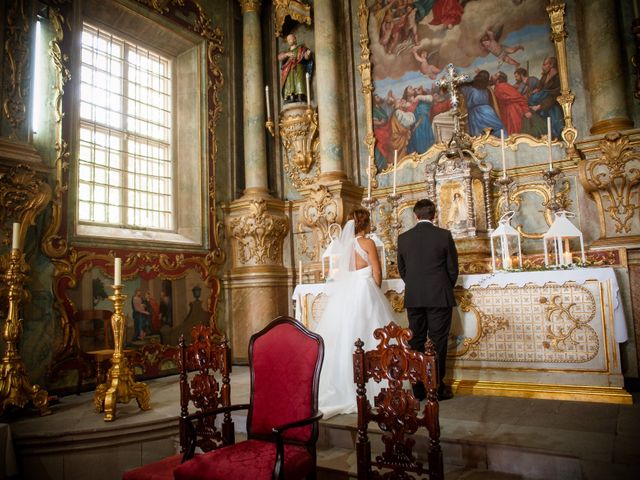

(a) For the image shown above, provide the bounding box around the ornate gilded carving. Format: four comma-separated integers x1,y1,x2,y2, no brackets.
578,132,640,237
273,0,311,38
297,184,339,261
279,105,320,189
229,199,289,265
2,0,30,138
547,1,578,157
0,165,52,250
384,289,405,313
495,180,572,239
540,294,598,357
238,0,261,14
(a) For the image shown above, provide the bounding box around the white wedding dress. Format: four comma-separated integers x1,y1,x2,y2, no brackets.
315,221,396,418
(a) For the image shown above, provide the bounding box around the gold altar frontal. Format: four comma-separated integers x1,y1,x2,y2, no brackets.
293,267,632,405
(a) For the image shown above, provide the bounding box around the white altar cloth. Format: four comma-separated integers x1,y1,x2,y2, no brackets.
293,267,628,343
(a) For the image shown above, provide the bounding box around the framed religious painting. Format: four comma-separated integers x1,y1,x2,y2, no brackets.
358,0,577,178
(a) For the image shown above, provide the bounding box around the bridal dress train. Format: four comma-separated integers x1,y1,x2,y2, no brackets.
315,225,396,418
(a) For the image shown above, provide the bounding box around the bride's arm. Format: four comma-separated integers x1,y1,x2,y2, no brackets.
362,238,382,287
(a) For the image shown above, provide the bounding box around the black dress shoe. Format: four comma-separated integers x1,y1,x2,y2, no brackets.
438,385,454,401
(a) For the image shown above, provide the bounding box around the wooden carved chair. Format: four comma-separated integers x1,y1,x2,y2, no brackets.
353,321,443,480
173,315,324,480
122,325,233,479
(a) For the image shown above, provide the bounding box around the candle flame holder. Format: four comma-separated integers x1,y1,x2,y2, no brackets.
94,284,151,421
361,196,379,233
542,167,563,214
0,248,50,416
494,175,515,217
377,192,403,273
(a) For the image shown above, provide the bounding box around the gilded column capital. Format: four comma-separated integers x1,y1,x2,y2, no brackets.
238,0,261,14
228,198,289,268
577,132,640,246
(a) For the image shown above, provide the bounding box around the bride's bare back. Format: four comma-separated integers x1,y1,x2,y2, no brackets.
355,234,382,287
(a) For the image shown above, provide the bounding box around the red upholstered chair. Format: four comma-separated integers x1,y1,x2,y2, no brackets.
122,325,233,480
353,321,443,480
173,315,324,480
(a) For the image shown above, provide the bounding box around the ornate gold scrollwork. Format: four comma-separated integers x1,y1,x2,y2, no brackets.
2,0,30,138
280,105,320,189
540,294,597,356
578,132,640,236
384,289,405,313
273,0,312,38
450,289,509,357
547,1,578,157
229,199,289,265
494,180,571,239
297,184,339,261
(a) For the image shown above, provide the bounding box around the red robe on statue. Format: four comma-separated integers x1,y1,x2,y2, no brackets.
493,82,529,135
429,0,464,28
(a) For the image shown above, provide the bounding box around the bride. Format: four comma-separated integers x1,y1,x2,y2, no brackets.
315,208,395,418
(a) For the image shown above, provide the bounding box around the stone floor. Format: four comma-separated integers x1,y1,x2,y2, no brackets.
4,366,640,480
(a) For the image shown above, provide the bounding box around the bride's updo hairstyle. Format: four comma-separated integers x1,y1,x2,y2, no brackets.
350,208,370,234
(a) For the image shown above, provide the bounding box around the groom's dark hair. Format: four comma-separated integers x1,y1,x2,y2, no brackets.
414,199,435,220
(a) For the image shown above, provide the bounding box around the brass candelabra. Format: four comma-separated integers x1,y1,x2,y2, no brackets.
94,284,150,421
495,175,515,217
542,167,563,213
362,196,379,233
0,248,50,416
381,192,403,268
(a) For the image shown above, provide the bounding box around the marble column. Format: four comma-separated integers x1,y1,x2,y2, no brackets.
240,0,269,197
583,0,634,134
313,0,347,181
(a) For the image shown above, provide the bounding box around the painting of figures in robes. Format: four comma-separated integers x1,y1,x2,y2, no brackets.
367,0,564,172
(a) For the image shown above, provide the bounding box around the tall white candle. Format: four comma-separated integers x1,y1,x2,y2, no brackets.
393,150,398,195
305,73,311,106
11,222,20,250
114,257,122,285
547,116,553,171
367,155,372,200
265,86,271,121
298,260,303,285
500,130,507,178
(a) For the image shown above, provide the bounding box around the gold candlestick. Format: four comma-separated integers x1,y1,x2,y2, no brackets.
94,284,150,421
0,249,50,416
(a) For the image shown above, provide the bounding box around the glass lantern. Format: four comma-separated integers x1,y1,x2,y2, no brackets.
322,223,342,280
490,211,522,272
543,211,586,267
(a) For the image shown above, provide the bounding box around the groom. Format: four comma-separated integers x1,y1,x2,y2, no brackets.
397,199,459,401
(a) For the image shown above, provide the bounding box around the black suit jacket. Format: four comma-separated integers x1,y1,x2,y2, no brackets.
397,221,459,308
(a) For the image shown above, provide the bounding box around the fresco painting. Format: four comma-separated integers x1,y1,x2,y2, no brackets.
368,0,563,171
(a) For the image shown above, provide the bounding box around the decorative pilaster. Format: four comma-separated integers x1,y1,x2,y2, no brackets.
581,0,634,134
223,197,290,363
577,132,640,247
313,0,346,180
239,0,269,197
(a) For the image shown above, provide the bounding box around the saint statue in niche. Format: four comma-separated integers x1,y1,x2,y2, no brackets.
446,192,467,228
278,33,313,104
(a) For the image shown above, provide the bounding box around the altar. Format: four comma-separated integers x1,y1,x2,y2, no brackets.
292,267,631,404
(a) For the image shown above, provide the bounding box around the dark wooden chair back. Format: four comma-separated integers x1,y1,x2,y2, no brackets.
174,316,324,480
122,324,232,480
178,324,234,453
353,321,443,480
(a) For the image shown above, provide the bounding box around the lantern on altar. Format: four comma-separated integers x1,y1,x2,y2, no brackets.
322,223,342,280
543,211,586,267
490,211,522,272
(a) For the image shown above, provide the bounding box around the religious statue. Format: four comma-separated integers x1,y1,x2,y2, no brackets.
278,33,313,104
446,192,467,228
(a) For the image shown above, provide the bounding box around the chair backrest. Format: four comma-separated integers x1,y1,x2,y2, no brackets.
73,309,113,350
247,316,324,445
353,321,443,480
178,324,233,452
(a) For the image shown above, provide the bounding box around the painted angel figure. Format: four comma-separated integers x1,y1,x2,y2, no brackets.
412,47,441,80
480,26,524,68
